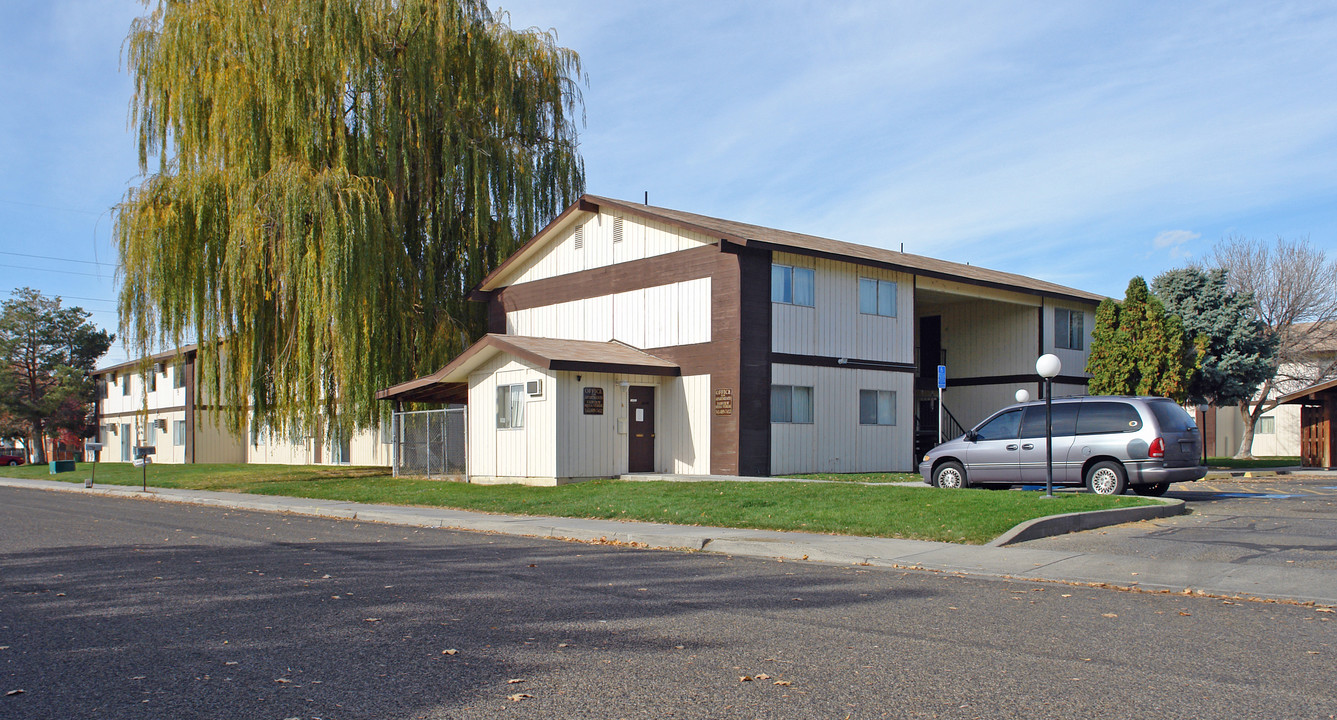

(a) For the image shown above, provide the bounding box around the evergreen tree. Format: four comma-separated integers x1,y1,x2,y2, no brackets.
114,0,586,437
1086,277,1198,402
1151,268,1277,406
0,288,114,463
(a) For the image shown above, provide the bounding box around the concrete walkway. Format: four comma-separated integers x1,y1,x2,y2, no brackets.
3,476,1334,606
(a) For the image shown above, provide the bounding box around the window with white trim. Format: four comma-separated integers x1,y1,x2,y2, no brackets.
173,420,186,446
771,264,815,306
1055,308,1085,350
859,390,896,425
770,385,814,423
859,278,897,317
496,384,526,429
1257,416,1275,434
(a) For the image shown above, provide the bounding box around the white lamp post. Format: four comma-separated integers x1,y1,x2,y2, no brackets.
1015,389,1031,403
1036,354,1062,498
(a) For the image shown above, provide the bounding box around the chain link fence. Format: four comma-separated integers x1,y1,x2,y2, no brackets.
393,407,466,479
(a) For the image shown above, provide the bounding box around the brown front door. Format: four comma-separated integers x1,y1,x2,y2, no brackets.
1301,404,1331,468
629,386,655,473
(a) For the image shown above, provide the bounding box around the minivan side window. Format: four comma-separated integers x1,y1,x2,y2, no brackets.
974,409,1023,441
1075,402,1143,435
1020,404,1079,438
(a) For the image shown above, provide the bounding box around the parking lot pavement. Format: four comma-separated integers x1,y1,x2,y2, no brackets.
1014,475,1337,571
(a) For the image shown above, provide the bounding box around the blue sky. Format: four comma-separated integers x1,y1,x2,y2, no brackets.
3,1,1336,366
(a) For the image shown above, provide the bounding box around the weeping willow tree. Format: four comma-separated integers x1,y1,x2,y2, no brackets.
115,0,585,440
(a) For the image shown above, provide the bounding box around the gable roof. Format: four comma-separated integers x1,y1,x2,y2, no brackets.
1278,375,1337,404
93,344,199,376
377,335,679,403
476,194,1104,304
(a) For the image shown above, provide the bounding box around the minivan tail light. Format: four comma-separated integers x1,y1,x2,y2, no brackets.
1149,437,1165,458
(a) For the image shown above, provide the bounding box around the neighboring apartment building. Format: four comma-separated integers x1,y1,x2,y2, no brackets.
380,195,1103,484
1199,324,1337,458
93,346,392,466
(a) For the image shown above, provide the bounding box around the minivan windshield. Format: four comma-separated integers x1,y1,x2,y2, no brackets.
1147,399,1197,432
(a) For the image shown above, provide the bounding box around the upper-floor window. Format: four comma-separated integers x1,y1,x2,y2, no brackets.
121,375,131,396
770,385,814,423
1055,308,1085,350
772,264,814,306
859,278,897,317
173,362,186,389
147,370,157,392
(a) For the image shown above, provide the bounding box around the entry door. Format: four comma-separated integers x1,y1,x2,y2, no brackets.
628,386,656,473
919,316,942,379
121,424,131,462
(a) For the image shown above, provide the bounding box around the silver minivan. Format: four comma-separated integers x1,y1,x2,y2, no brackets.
918,396,1207,495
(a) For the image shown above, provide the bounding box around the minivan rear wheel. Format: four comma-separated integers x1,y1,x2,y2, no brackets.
1086,460,1127,495
934,461,968,489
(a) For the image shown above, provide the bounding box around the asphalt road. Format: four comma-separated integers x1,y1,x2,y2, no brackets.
1017,476,1337,570
2,486,1335,720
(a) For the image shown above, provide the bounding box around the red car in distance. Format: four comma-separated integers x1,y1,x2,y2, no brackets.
0,450,26,466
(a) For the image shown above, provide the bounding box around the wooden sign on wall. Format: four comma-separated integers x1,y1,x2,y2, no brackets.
713,388,733,416
583,387,604,415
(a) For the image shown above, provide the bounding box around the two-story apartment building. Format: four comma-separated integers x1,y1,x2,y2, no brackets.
380,195,1103,483
93,346,392,466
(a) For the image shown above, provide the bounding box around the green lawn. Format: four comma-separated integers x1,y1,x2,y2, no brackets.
784,472,921,484
3,462,1156,545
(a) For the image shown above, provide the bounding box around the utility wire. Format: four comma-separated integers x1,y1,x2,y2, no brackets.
4,264,111,278
0,250,118,267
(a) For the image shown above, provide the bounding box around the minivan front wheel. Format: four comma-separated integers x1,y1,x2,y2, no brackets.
1086,461,1127,495
934,461,968,489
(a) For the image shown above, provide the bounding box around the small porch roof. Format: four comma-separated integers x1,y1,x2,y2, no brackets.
1278,376,1337,405
377,334,680,404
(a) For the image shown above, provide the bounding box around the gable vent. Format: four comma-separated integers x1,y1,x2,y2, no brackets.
573,224,584,250
613,216,624,243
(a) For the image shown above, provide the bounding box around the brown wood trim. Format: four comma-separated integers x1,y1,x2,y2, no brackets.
490,244,723,312
771,353,916,373
744,239,1097,304
184,355,195,463
588,196,753,247
947,373,1090,388
736,247,772,476
473,197,601,293
548,360,680,377
98,405,187,420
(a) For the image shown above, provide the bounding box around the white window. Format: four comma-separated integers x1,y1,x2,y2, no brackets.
496,384,526,429
122,375,131,396
173,420,186,446
859,390,896,425
1257,416,1275,434
1055,308,1085,350
859,278,897,317
771,264,815,307
173,362,186,389
770,385,813,423
147,371,156,392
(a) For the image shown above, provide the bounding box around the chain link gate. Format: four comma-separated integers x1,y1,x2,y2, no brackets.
393,407,466,479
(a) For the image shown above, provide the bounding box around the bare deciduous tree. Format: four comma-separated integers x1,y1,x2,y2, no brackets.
1211,235,1337,458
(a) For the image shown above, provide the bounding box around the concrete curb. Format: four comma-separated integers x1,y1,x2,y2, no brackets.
987,497,1185,547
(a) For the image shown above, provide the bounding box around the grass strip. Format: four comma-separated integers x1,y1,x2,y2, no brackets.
5,462,1156,545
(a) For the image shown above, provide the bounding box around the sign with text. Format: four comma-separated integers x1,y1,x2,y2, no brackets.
713,388,734,416
937,365,947,389
583,387,604,415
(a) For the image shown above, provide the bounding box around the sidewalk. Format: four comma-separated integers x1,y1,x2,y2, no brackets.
3,476,1335,606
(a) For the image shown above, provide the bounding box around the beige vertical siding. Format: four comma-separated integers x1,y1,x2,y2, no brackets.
937,300,1038,381
506,278,711,348
510,212,716,286
770,252,913,362
658,374,712,474
769,363,914,474
467,355,556,481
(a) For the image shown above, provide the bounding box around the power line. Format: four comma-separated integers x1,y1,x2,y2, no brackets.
0,250,118,267
0,198,105,217
3,264,112,279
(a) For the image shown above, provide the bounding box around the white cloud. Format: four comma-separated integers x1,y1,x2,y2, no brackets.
1151,230,1200,260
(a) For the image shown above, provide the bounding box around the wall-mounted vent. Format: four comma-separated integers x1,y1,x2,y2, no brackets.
156,419,168,431
612,216,624,243
526,379,544,397
154,362,166,375
573,225,584,250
